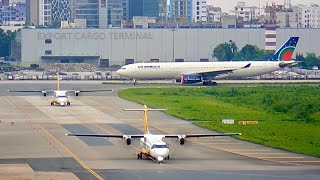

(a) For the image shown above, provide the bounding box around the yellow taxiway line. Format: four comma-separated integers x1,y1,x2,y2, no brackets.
4,97,104,180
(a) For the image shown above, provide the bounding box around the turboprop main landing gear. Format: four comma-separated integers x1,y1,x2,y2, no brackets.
137,152,143,159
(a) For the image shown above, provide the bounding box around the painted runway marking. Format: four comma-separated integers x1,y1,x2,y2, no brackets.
259,157,304,159
4,97,104,180
225,149,270,152
241,153,287,155
281,161,320,163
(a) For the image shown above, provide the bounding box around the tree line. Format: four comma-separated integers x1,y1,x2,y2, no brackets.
212,40,320,69
0,28,17,58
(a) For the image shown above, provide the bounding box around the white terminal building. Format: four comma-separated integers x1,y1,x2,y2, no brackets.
14,28,320,68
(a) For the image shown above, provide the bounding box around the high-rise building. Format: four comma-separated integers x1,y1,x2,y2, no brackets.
207,5,221,23
128,0,143,20
73,0,99,28
309,4,320,28
39,0,51,26
158,0,168,22
51,0,71,23
170,0,192,22
2,0,9,6
26,0,39,26
27,0,107,28
234,2,264,22
128,0,159,20
72,0,107,28
192,0,207,22
143,0,159,18
107,0,127,27
1,1,26,26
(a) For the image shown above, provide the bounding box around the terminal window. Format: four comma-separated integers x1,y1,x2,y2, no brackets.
200,59,209,62
125,59,134,65
45,50,52,55
45,39,52,44
175,59,184,62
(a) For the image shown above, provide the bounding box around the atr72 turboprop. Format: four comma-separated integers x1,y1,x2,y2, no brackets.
66,105,241,164
116,37,299,85
7,73,112,106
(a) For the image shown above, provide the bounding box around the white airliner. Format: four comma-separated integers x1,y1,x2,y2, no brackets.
7,73,112,106
116,37,299,85
66,105,241,163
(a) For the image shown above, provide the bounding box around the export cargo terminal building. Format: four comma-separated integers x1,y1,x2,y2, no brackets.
14,28,320,68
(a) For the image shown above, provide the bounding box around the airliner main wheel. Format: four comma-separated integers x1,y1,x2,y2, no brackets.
50,102,54,106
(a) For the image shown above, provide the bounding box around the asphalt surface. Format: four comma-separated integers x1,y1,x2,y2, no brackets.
0,80,319,180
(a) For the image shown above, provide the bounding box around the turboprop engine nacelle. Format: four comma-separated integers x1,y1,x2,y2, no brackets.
75,90,80,96
123,135,132,145
178,135,186,145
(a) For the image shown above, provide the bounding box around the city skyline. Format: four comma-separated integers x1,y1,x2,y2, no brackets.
208,0,320,12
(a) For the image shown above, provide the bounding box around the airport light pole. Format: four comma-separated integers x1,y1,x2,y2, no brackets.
171,28,176,62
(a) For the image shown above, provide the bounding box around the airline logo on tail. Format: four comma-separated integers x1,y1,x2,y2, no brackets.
271,37,299,61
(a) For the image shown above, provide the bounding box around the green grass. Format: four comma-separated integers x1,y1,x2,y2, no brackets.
118,86,320,157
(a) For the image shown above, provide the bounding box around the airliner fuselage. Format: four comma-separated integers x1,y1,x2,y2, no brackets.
116,61,287,80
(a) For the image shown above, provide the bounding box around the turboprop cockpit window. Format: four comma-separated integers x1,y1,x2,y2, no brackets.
151,145,168,149
57,96,67,98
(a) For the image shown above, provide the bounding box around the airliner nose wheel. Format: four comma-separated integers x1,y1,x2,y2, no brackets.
50,102,54,106
67,102,71,106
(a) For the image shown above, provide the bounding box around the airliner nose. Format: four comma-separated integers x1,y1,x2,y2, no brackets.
116,69,123,76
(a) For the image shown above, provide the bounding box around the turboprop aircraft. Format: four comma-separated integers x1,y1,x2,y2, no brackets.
66,105,241,163
7,73,112,106
116,37,299,85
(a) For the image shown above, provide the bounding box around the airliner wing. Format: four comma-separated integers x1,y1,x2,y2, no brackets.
188,63,251,76
7,90,54,93
66,133,144,138
163,133,241,138
74,89,113,92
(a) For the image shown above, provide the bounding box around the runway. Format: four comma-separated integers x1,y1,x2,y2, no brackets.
0,81,319,180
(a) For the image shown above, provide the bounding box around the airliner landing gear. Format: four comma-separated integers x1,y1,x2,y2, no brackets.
67,102,71,106
137,152,143,159
202,80,217,86
133,79,138,86
50,102,54,106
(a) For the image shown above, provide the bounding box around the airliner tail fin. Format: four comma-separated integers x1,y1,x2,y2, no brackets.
270,37,299,61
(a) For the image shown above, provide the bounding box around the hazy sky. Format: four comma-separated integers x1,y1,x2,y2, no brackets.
207,0,320,12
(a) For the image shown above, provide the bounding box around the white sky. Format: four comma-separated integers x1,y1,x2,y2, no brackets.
207,0,320,13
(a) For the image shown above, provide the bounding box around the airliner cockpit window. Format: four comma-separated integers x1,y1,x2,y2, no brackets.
121,68,126,70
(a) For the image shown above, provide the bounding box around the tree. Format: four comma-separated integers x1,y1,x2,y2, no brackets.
212,42,233,61
239,44,258,60
0,29,17,58
229,40,238,53
303,53,320,69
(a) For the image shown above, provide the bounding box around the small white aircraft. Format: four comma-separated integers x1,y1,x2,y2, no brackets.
66,105,241,163
116,37,299,85
7,73,113,106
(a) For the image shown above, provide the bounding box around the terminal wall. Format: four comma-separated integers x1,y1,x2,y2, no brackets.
20,28,320,68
